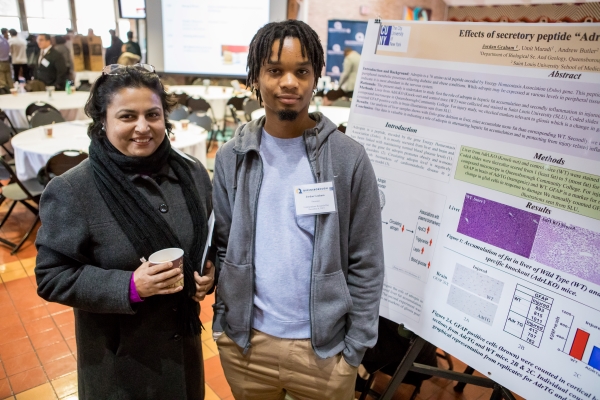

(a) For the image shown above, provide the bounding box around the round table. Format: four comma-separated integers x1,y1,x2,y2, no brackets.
250,106,350,127
0,92,90,129
11,120,208,181
167,86,250,121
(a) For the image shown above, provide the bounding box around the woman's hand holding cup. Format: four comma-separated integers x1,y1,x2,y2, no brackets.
192,261,215,302
133,261,184,298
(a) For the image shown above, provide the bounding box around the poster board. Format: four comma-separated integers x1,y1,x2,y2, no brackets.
326,20,368,80
347,20,600,399
72,35,85,72
81,35,104,71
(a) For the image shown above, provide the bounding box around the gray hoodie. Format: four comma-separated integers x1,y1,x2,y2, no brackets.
212,113,384,367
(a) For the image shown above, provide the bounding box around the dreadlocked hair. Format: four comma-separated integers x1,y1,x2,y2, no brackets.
247,20,324,104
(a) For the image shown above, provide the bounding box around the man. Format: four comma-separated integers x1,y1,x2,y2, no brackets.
123,31,141,58
35,34,67,90
0,32,11,89
1,28,8,40
339,47,361,97
8,29,28,83
212,20,384,400
105,29,123,65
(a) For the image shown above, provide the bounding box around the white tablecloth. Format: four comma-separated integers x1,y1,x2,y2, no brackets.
0,92,90,129
251,106,350,127
11,120,207,181
167,86,250,121
74,71,102,87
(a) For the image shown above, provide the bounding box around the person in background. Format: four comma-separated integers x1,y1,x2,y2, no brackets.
123,31,141,58
117,50,141,66
35,33,68,90
0,33,12,89
25,34,39,81
35,64,215,399
1,28,8,40
105,30,123,66
8,29,28,82
339,47,360,98
65,28,75,66
54,35,74,82
212,20,384,400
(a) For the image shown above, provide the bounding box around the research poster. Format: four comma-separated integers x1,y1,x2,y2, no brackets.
347,21,600,399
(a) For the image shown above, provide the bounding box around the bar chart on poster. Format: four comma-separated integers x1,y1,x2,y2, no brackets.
348,20,600,399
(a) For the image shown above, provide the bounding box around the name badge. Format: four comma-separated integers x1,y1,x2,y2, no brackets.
41,59,50,67
293,182,337,216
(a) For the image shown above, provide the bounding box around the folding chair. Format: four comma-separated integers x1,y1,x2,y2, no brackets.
325,89,346,102
0,123,14,159
173,92,190,107
222,96,247,134
169,105,190,121
25,102,59,121
243,98,262,122
188,113,213,133
43,150,88,183
0,110,21,136
0,157,45,254
30,109,66,128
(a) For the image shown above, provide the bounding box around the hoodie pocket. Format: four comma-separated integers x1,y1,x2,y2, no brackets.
312,270,353,347
218,261,253,331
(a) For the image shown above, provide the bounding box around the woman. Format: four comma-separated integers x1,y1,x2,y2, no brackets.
35,64,214,399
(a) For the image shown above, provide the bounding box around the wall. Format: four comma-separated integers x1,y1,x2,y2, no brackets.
447,2,600,22
305,0,447,49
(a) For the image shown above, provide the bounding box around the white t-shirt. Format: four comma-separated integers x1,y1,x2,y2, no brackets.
8,36,27,64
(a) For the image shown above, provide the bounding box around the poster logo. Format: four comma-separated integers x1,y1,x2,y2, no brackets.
379,26,392,45
334,21,342,30
378,25,411,53
355,32,365,42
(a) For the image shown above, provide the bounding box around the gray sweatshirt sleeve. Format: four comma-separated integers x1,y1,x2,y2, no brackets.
343,148,385,367
35,176,135,315
211,147,231,332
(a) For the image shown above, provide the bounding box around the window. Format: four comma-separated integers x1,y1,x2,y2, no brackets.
75,0,116,47
118,19,130,43
0,0,21,31
25,0,71,34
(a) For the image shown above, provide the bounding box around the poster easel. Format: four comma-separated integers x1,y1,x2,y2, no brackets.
375,333,517,400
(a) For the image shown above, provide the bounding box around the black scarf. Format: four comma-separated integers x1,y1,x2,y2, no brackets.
89,136,207,337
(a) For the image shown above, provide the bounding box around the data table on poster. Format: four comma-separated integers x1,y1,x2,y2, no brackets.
504,284,553,348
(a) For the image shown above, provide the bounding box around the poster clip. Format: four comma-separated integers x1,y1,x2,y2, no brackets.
375,16,381,24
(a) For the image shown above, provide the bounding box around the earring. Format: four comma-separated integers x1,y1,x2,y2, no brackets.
101,125,106,131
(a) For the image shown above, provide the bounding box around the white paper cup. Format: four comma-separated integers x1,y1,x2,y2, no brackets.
181,119,189,130
43,126,53,137
149,248,184,288
10,88,17,96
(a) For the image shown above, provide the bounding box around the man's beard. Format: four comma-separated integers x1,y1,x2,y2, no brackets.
277,109,299,121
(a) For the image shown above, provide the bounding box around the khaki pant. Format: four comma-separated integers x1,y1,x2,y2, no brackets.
217,330,357,400
0,61,13,89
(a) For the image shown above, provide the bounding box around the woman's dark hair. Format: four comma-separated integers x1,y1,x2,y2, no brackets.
247,20,324,104
84,67,177,140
